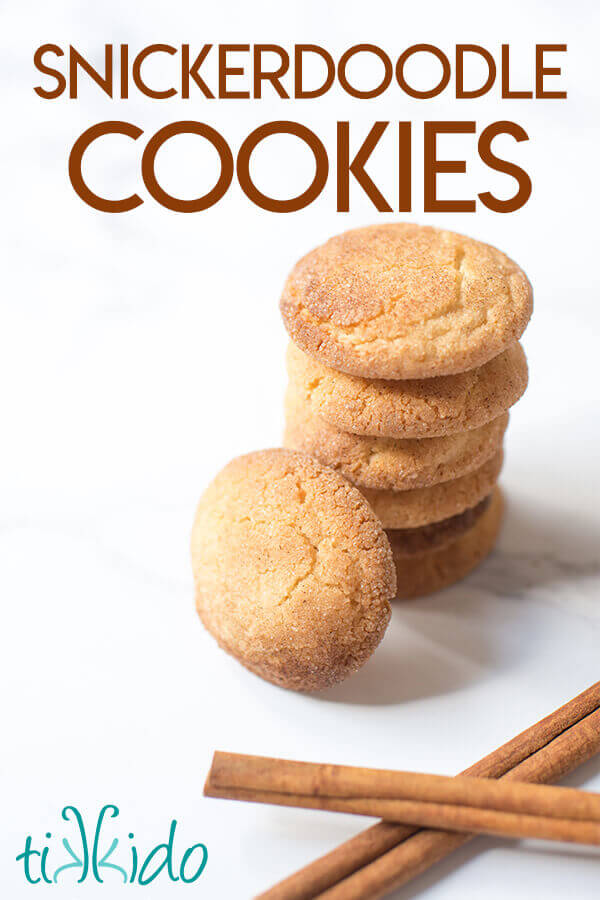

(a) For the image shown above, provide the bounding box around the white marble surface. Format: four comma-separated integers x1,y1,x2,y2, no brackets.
2,1,600,897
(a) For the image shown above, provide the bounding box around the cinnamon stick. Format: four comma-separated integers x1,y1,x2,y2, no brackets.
207,751,600,823
253,680,600,900
318,707,600,900
205,752,600,846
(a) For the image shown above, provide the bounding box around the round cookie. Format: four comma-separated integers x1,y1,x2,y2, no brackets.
361,450,503,529
191,449,396,692
280,224,532,379
287,341,527,439
284,388,508,491
389,488,503,600
386,495,491,556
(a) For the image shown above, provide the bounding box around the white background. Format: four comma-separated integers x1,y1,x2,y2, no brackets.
2,0,600,897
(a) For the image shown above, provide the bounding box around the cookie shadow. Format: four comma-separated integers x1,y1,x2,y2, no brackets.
466,492,600,600
318,492,600,706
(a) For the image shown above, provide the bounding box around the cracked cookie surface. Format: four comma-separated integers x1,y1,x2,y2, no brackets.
191,448,395,692
280,224,532,379
360,450,503,529
287,341,527,439
284,388,508,491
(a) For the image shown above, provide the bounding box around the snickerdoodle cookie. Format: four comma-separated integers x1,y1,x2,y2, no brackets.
284,388,508,491
280,224,532,379
389,488,503,600
287,341,527,439
387,495,491,556
191,449,395,692
361,450,503,529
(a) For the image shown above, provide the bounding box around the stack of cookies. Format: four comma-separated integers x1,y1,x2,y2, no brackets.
280,224,532,599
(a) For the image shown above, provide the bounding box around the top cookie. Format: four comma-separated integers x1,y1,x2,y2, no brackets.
280,224,532,379
191,449,395,692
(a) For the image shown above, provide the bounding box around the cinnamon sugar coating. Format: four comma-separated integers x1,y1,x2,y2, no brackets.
191,449,395,692
361,450,503,529
284,387,508,491
286,341,527,439
280,224,532,379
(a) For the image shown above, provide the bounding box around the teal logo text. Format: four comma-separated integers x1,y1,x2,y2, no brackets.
16,805,208,885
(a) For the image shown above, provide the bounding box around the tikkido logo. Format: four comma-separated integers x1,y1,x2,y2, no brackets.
16,805,208,886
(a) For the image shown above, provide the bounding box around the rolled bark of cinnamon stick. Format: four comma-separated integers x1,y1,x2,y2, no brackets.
205,752,600,846
318,707,600,900
252,680,600,900
207,751,600,823
206,783,600,848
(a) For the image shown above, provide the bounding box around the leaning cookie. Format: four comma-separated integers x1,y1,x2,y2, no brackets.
360,450,503,529
280,224,532,379
287,341,527,439
389,488,503,600
284,388,508,491
191,449,396,692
